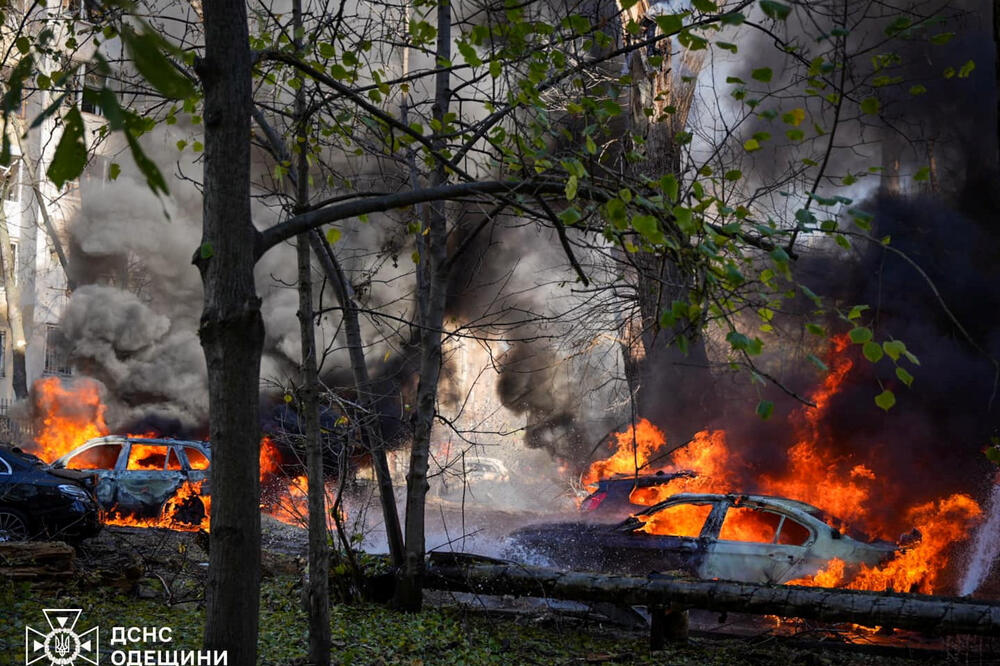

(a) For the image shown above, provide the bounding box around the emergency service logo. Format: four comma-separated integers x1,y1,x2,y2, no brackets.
25,609,99,666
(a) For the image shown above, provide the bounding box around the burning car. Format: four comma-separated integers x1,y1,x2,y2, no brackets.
509,492,899,584
48,436,211,526
0,446,101,543
579,471,695,519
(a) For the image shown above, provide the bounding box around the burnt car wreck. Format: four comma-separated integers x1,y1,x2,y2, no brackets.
510,493,899,584
49,436,211,525
0,446,101,542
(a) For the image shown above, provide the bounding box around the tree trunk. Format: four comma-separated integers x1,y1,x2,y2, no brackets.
249,104,405,572
10,116,74,292
292,1,331,661
197,3,263,665
424,558,1000,636
310,231,405,568
0,178,27,398
394,0,452,612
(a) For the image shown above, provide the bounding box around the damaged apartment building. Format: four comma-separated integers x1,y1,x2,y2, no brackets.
0,1,118,420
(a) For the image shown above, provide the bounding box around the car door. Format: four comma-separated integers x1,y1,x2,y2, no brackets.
111,442,186,515
58,442,127,509
702,503,815,583
616,499,724,576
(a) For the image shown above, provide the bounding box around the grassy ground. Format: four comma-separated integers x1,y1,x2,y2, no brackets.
1,573,974,666
1,526,993,665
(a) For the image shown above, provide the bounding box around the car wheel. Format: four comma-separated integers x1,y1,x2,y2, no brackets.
0,508,30,542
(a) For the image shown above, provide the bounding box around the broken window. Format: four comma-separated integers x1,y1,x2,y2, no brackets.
166,448,183,471
776,517,811,546
64,444,122,470
184,447,210,470
126,444,171,471
639,501,713,537
719,507,813,545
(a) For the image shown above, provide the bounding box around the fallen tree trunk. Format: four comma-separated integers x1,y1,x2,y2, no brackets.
424,555,1000,637
0,541,75,579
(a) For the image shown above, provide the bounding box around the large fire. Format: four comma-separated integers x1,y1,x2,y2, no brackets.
25,377,325,532
582,336,983,594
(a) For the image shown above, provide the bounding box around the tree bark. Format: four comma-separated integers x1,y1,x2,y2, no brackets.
292,1,331,661
394,0,452,612
0,177,27,398
197,3,263,664
424,558,1000,636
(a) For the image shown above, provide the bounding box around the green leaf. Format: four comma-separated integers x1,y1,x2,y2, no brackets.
930,32,954,45
760,0,791,20
895,366,913,387
632,214,664,243
909,84,927,95
558,207,582,225
108,163,121,180
457,41,482,67
860,97,880,115
326,228,342,245
654,14,684,35
565,175,578,201
692,0,717,11
782,108,805,126
46,107,88,189
848,326,873,344
874,389,896,411
660,173,679,201
199,242,215,259
756,400,774,420
724,169,742,181
751,67,773,83
121,27,196,100
847,304,869,320
743,138,761,152
985,446,1000,464
882,340,905,361
913,166,930,182
958,59,975,78
125,132,169,196
862,340,883,363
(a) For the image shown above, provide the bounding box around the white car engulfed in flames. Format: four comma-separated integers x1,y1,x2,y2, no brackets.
509,492,901,585
48,436,211,528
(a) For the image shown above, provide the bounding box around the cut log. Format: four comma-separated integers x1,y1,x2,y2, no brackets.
0,541,75,579
424,555,1000,637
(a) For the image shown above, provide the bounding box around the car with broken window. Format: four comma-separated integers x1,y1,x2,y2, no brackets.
509,492,900,584
579,471,695,519
0,446,102,542
48,436,211,524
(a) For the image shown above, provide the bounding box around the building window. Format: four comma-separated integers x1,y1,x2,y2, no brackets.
0,161,19,202
80,68,107,116
0,330,6,378
44,325,72,376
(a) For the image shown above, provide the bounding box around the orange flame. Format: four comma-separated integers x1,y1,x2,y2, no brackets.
104,480,211,532
30,377,109,463
583,335,983,592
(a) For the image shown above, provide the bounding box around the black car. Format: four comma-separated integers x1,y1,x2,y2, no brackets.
0,446,102,543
